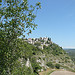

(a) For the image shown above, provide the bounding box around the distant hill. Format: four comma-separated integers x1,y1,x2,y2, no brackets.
64,49,75,63
64,49,75,51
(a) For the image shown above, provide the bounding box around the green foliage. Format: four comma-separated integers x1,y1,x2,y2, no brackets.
11,59,32,75
46,62,54,69
34,42,41,46
64,49,75,63
0,0,41,74
43,45,47,49
0,37,42,74
40,40,44,42
0,0,41,37
48,37,51,41
43,43,65,56
55,64,60,69
46,41,50,44
51,43,64,55
31,58,42,74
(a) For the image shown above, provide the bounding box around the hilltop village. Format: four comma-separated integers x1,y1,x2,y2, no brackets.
25,37,52,49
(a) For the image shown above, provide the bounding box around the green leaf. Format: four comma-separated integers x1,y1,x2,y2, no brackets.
0,0,2,2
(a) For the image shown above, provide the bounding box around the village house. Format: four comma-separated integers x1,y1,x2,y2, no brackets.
25,37,52,50
43,37,48,42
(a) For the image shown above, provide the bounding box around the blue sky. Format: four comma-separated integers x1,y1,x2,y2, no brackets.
27,0,75,48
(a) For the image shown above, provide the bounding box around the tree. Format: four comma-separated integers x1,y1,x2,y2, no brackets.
0,0,41,74
48,37,51,41
0,0,41,41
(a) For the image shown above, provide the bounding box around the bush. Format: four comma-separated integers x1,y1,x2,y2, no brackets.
11,64,33,75
46,62,54,69
55,64,60,69
31,58,42,74
46,41,50,44
34,42,41,46
40,40,44,42
43,45,47,49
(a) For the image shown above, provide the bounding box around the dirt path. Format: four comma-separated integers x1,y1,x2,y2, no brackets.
50,71,75,75
39,69,54,75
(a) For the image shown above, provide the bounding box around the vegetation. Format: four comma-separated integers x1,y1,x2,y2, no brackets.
46,41,50,44
46,62,54,69
64,49,75,63
0,37,43,75
48,37,51,41
34,42,41,46
61,65,75,72
0,0,75,75
0,0,41,74
55,64,60,69
43,43,64,56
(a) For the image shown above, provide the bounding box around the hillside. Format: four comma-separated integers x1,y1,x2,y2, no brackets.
23,37,75,74
64,49,75,63
8,38,75,75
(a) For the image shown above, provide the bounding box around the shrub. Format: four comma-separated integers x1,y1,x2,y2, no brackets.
31,58,42,74
55,64,60,69
34,42,41,46
40,40,44,42
46,62,54,69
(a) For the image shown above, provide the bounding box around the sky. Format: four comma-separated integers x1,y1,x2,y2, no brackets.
26,0,75,49
1,0,75,48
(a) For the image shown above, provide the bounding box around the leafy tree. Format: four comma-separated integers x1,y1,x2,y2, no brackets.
0,0,41,40
48,37,51,41
0,0,41,74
